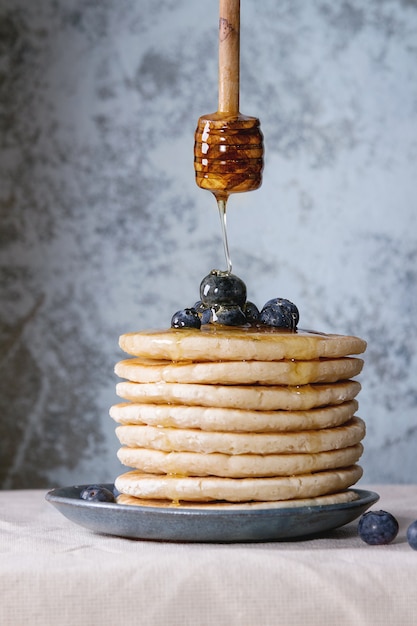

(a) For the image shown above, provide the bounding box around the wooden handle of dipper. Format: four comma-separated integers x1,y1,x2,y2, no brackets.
218,0,240,114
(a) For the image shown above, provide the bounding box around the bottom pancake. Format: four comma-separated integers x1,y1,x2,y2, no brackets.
115,465,362,503
117,489,360,509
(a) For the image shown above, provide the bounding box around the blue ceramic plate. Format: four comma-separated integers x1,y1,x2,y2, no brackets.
45,485,379,543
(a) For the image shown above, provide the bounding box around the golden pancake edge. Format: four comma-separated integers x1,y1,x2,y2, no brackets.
115,416,365,455
115,465,363,503
119,327,366,362
117,443,363,478
116,489,360,509
115,355,363,386
110,399,358,432
116,379,361,411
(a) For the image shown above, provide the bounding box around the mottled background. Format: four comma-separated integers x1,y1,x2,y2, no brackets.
1,0,416,489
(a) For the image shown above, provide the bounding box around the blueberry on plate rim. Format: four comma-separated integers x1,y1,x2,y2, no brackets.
80,485,116,503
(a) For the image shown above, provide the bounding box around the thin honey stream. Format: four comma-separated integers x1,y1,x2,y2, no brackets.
217,196,233,273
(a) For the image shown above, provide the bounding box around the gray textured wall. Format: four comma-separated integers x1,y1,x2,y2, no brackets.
1,0,416,489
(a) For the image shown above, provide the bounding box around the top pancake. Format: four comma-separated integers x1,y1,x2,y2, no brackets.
119,326,367,362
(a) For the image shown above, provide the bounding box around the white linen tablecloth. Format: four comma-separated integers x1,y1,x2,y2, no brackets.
0,484,416,626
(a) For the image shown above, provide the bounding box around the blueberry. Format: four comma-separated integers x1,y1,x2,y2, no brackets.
200,270,247,307
259,298,299,330
406,520,417,550
243,301,260,324
211,305,247,326
193,300,204,313
193,301,211,324
80,485,116,503
171,308,201,329
358,510,399,545
259,300,292,329
280,298,300,328
201,308,211,324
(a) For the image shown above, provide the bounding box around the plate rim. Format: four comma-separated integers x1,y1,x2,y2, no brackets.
45,484,379,542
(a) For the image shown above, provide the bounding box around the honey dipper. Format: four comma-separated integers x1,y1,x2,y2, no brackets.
194,0,264,202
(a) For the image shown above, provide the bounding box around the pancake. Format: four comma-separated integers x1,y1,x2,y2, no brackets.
110,400,358,432
116,489,360,509
114,465,363,502
116,380,361,411
119,327,367,362
114,356,363,386
117,443,363,478
115,417,365,455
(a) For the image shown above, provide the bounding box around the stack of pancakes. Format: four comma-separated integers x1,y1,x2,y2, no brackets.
110,326,366,508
